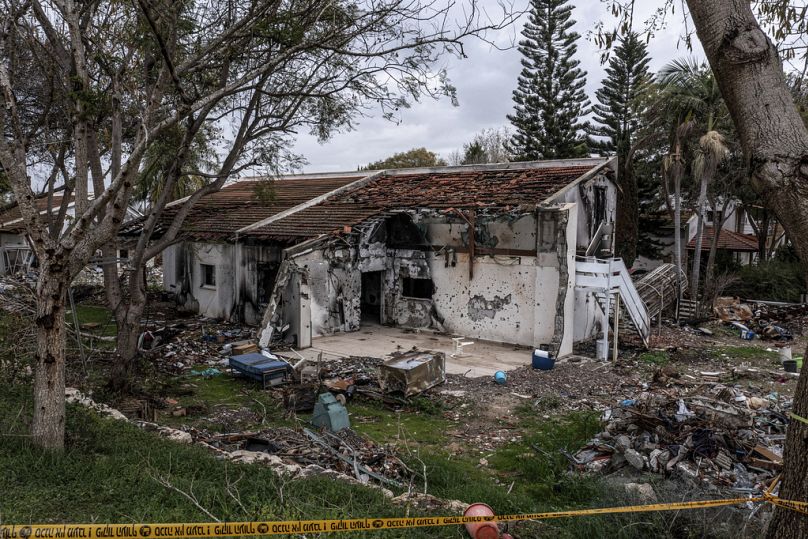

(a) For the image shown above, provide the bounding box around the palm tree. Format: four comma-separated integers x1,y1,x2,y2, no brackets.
658,59,730,303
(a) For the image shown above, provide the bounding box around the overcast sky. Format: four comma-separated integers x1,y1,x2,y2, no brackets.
290,1,705,173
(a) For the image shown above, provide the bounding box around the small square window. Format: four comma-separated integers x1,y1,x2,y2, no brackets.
200,264,216,288
402,277,433,299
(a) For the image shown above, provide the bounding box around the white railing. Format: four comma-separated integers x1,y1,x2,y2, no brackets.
575,256,651,355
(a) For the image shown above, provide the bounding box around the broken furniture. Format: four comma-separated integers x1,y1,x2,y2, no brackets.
311,392,351,432
451,337,474,357
229,352,291,388
379,350,446,396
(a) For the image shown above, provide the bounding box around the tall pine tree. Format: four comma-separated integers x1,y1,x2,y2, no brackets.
589,31,651,266
507,0,589,161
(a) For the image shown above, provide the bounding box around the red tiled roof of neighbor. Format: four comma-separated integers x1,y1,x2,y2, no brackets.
125,176,360,240
246,165,594,240
0,194,70,233
687,226,758,252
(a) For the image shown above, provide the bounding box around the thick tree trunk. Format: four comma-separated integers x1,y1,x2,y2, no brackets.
32,272,67,450
686,2,808,537
110,267,147,391
111,306,143,389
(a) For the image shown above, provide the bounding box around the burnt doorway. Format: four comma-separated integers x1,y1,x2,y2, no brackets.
257,262,280,306
361,271,384,324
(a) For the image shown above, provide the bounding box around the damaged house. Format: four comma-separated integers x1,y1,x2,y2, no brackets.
152,158,646,359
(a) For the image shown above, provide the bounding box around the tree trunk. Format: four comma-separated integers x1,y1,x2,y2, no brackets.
32,272,67,450
111,305,143,389
690,178,709,300
673,169,684,299
758,212,771,261
615,158,639,266
110,266,147,391
686,1,808,536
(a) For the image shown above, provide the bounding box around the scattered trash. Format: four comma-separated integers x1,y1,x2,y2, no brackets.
190,367,221,378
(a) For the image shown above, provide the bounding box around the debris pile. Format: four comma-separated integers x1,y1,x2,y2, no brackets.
573,371,790,491
193,426,412,488
714,296,808,339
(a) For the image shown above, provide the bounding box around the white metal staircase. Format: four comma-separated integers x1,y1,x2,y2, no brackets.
575,257,651,357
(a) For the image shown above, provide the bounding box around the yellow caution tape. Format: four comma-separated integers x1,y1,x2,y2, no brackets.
788,412,808,426
1,495,805,538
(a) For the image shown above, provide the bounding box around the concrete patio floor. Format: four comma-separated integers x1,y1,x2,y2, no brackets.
292,323,534,378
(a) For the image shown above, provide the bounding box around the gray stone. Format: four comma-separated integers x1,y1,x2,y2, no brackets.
615,435,632,453
625,448,645,471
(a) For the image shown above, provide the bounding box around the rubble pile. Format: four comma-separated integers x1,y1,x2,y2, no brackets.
574,371,790,491
146,321,256,373
193,426,412,487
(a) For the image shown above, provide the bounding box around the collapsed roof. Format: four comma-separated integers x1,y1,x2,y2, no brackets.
123,158,613,243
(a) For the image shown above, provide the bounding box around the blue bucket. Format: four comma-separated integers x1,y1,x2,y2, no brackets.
494,371,507,384
532,349,555,370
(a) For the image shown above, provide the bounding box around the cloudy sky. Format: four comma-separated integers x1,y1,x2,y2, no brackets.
291,1,705,172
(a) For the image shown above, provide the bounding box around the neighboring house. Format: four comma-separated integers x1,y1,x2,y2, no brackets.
634,198,782,272
0,191,141,276
0,193,72,275
151,158,629,358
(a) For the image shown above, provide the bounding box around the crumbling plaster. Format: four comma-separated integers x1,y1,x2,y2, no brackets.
271,209,579,351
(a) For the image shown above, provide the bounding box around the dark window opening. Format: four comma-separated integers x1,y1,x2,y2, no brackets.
386,214,427,248
201,263,216,288
402,277,433,299
593,186,607,225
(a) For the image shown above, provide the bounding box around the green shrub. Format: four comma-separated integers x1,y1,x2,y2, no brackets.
727,258,806,302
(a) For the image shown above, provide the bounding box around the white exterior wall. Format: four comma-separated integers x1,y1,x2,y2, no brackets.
162,242,236,320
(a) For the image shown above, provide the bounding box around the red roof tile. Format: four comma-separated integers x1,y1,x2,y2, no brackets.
246,165,595,240
687,226,758,252
126,176,360,240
